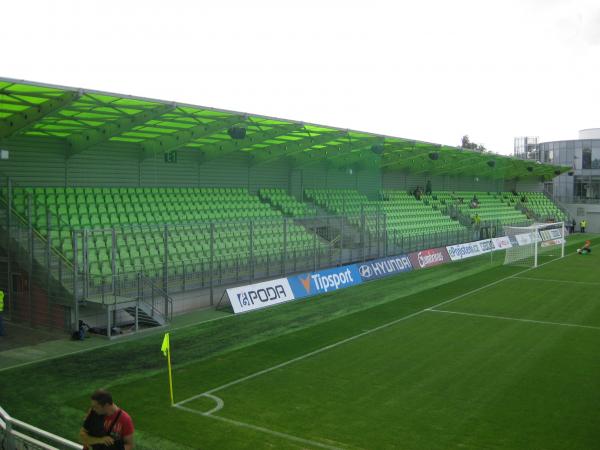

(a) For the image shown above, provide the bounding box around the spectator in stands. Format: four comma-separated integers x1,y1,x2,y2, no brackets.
470,194,479,209
414,186,422,200
473,213,481,228
425,180,432,195
0,289,4,337
80,389,135,450
580,219,587,233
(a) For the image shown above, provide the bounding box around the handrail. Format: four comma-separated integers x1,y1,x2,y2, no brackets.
543,193,575,220
0,405,82,450
139,273,173,321
0,195,74,270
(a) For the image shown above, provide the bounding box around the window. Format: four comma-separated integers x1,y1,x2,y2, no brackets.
592,141,600,169
574,176,600,199
582,147,592,169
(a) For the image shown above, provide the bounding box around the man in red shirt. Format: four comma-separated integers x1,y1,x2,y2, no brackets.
80,389,135,450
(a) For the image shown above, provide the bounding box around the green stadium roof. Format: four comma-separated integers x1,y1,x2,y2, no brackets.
0,77,569,181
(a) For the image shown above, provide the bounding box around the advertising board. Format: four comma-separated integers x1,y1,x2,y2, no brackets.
227,278,295,314
408,247,450,269
288,265,362,299
446,242,483,261
357,255,413,281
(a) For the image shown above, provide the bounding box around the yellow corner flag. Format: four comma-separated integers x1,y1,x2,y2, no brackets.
161,332,170,356
161,332,174,405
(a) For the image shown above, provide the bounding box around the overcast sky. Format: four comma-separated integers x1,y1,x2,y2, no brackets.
2,0,600,155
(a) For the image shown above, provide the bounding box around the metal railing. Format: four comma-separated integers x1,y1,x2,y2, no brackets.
0,184,74,332
0,406,81,450
1,179,557,334
138,273,173,322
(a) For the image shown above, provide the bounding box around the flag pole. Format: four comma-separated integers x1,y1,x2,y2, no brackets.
167,346,174,406
162,332,174,406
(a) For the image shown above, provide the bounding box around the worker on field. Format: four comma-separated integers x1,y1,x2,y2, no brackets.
0,289,4,337
577,240,592,255
80,389,135,450
580,219,587,233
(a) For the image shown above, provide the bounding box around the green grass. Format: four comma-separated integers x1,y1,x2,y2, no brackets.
2,235,599,449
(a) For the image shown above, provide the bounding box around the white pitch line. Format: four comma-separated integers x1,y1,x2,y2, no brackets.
427,308,600,331
177,251,574,406
174,252,576,448
512,276,600,286
174,403,343,450
177,309,428,405
203,393,224,415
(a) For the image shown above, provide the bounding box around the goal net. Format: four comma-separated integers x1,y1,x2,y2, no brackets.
503,222,565,267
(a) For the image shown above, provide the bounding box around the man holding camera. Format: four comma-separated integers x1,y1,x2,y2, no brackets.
80,389,135,450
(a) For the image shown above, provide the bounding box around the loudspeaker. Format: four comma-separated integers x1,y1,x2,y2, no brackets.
526,166,533,172
371,144,384,155
487,160,495,168
429,152,439,160
228,126,247,140
568,171,574,176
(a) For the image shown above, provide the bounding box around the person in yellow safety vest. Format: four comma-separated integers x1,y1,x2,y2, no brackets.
580,219,587,233
0,289,4,337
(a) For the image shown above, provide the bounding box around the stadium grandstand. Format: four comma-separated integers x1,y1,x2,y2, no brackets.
0,77,572,337
3,78,597,450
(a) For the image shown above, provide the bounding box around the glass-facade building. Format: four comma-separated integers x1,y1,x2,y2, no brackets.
514,136,538,160
515,130,600,202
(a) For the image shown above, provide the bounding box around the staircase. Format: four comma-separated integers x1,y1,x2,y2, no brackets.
124,301,166,327
80,283,172,337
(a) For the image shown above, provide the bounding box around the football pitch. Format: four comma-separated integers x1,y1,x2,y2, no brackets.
2,236,600,449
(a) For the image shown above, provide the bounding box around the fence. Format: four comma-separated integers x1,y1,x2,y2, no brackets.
0,406,81,450
0,177,537,334
75,212,388,305
0,177,73,332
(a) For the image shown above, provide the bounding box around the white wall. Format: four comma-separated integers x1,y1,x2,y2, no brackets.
561,203,600,233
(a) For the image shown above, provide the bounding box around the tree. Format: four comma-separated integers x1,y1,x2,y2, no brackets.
461,135,486,152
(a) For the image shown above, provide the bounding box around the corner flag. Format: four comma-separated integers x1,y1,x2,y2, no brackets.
161,332,174,405
161,332,170,356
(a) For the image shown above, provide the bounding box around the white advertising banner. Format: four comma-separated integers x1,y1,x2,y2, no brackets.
515,233,533,246
476,239,496,254
227,278,295,314
492,236,513,250
446,241,483,261
540,228,562,241
541,238,565,247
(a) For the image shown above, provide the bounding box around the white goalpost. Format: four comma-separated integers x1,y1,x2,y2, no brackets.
503,222,565,268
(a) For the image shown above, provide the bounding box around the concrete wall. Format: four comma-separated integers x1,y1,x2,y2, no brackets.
561,203,600,233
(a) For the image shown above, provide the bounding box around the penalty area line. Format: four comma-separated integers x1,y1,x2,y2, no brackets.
512,276,600,286
427,309,600,331
176,251,573,406
173,252,574,449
